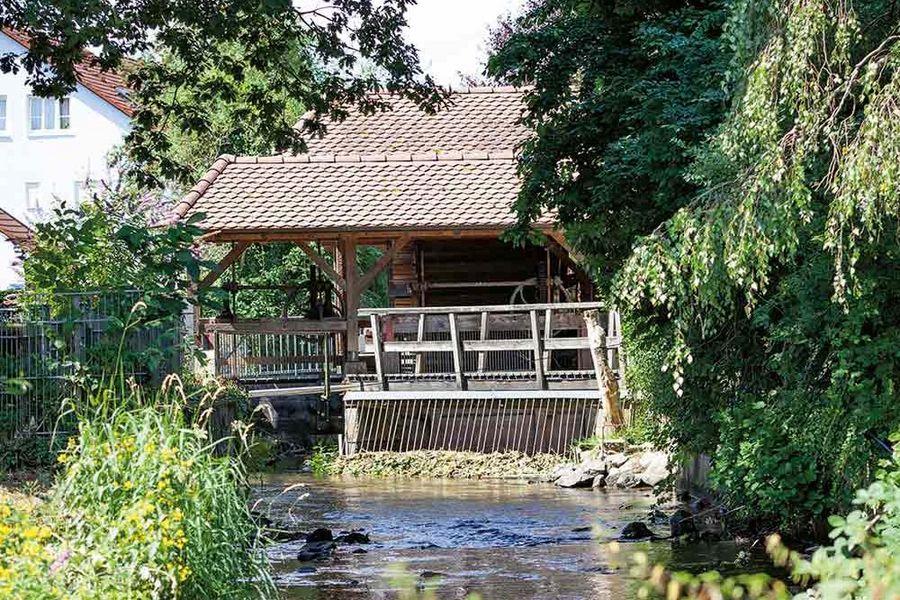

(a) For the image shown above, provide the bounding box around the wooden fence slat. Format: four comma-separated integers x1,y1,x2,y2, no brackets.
530,310,546,390
370,314,387,391
448,313,467,390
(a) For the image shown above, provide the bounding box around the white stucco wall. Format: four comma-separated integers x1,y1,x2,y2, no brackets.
0,32,131,289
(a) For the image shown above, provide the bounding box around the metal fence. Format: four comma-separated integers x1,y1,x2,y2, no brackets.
0,290,183,434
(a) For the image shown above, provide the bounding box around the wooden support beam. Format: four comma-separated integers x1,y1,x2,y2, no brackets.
200,241,250,288
530,310,547,390
342,235,361,360
356,236,411,295
296,241,347,291
448,313,467,391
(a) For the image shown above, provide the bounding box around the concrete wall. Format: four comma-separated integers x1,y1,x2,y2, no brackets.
0,32,131,289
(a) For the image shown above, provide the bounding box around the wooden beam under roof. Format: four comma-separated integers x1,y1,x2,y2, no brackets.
296,241,347,291
199,241,250,288
356,235,411,296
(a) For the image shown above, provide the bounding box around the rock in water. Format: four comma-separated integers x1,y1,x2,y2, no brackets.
592,474,606,488
297,541,336,562
306,528,333,543
335,531,371,544
620,521,655,540
555,466,597,488
669,509,697,539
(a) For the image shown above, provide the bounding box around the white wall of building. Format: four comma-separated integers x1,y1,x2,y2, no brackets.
0,32,131,289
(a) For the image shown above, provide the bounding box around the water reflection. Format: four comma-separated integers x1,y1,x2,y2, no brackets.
251,475,750,600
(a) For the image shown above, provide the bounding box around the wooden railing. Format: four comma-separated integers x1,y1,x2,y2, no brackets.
201,318,347,381
360,303,624,392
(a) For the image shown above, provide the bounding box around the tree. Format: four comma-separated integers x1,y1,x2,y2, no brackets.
490,0,900,529
0,0,445,187
488,0,730,285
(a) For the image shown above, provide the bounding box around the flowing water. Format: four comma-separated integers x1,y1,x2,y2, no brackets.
252,474,759,600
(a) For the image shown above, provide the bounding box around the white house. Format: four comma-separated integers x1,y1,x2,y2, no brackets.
0,28,132,289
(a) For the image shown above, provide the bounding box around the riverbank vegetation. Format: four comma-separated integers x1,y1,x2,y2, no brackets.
0,378,274,599
490,0,900,533
327,450,564,480
629,433,900,599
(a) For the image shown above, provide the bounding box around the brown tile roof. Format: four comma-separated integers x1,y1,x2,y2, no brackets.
174,152,549,234
2,28,134,117
0,208,32,245
302,87,529,154
177,87,548,235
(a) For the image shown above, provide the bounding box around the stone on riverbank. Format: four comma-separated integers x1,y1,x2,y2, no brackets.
551,445,670,490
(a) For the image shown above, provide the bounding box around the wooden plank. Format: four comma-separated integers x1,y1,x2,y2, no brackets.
384,340,455,353
388,311,587,334
201,318,348,334
544,338,592,350
448,313,467,390
248,382,358,398
477,311,489,372
530,310,546,390
200,241,250,288
356,236,411,295
361,301,605,316
414,313,426,374
383,338,556,353
296,241,347,291
542,308,552,372
370,314,387,390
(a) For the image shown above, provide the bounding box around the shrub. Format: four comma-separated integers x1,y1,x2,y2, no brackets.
0,378,274,599
628,432,900,599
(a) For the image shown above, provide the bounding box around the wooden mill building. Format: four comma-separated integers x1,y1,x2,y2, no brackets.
176,87,624,455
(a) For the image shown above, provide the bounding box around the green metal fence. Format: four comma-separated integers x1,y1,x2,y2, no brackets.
0,290,183,434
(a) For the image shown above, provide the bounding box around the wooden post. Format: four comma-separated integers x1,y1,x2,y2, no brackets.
370,314,387,390
530,309,547,390
415,313,426,374
477,311,489,372
448,312,467,390
341,235,363,373
344,404,360,456
584,309,624,428
542,307,552,372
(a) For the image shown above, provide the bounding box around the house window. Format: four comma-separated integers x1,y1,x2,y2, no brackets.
28,97,71,131
59,98,70,129
0,96,7,131
25,182,42,212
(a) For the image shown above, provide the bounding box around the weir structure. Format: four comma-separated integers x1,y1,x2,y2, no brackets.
175,87,628,455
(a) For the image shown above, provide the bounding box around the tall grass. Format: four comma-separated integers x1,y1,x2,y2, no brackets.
0,376,275,599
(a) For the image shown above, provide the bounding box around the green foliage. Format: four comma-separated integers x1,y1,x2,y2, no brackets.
308,441,339,477
491,0,900,528
0,379,273,598
488,0,729,285
0,1,444,188
629,434,900,599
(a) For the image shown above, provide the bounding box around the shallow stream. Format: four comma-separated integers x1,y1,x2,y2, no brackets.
251,475,759,599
